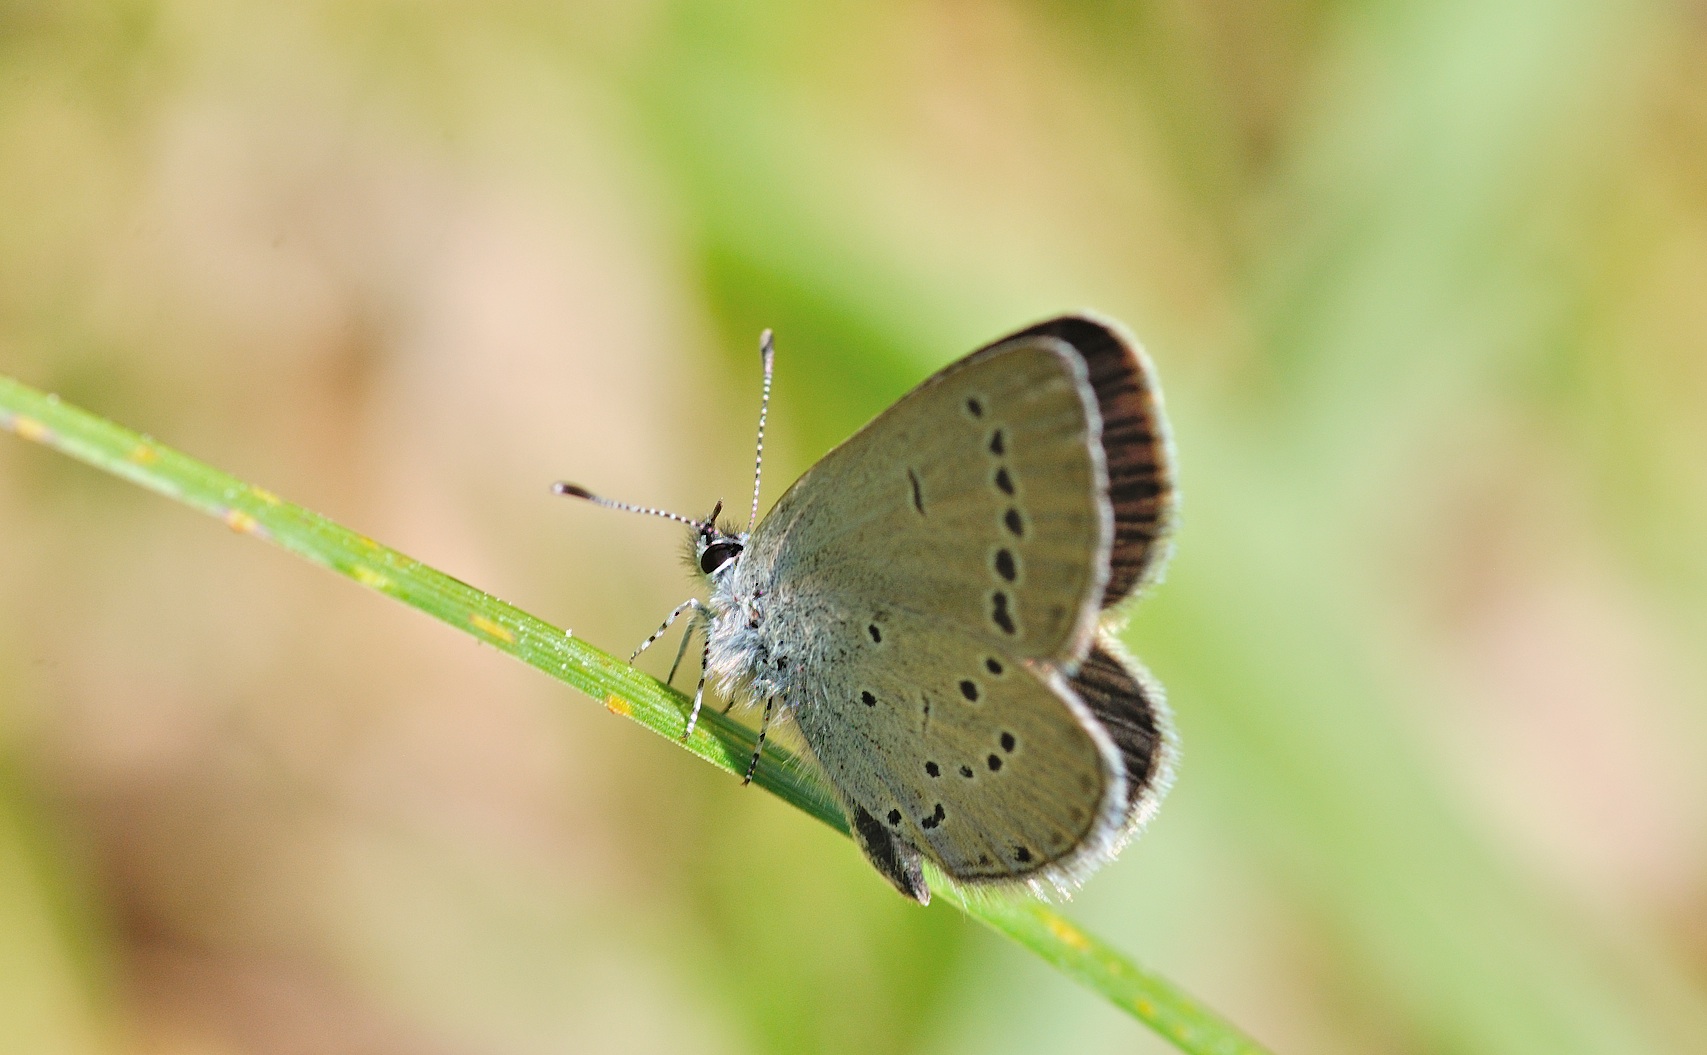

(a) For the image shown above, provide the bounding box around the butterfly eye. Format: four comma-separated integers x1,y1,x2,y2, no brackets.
699,541,744,574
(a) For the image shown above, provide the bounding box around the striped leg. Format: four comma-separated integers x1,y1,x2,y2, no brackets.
631,598,707,665
742,696,775,786
683,642,711,740
665,618,699,687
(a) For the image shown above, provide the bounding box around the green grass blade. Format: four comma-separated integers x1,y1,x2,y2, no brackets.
0,373,1273,1055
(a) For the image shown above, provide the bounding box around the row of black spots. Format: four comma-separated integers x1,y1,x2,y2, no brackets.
978,428,1028,628
990,590,1017,635
973,848,1033,870
867,622,882,644
860,690,876,708
985,731,1019,772
906,468,925,515
885,801,947,830
958,679,980,702
965,395,985,419
984,656,1005,676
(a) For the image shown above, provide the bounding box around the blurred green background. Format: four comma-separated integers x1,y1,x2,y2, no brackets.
3,2,1706,1053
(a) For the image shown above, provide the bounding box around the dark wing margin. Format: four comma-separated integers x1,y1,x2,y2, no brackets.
1067,641,1172,827
851,803,931,904
1004,314,1176,607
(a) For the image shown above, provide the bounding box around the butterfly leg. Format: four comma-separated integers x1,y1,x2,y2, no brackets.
682,642,711,740
742,697,776,786
664,617,699,687
631,598,707,666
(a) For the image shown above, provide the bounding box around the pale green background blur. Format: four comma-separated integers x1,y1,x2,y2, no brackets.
3,3,1705,1054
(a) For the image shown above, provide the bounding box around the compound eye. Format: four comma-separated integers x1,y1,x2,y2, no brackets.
699,541,744,575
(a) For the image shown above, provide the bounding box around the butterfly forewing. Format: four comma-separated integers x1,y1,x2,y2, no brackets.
745,337,1111,665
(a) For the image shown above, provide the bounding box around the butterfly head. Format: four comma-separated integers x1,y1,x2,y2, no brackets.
692,499,746,579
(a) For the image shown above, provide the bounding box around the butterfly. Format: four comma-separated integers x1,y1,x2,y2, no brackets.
557,313,1177,903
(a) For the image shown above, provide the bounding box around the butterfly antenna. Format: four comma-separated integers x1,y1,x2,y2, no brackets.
553,482,712,531
747,328,776,534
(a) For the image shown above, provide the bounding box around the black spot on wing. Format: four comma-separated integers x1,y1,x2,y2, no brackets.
851,804,930,903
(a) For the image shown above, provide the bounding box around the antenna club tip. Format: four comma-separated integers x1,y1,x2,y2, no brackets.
759,329,775,357
553,482,594,499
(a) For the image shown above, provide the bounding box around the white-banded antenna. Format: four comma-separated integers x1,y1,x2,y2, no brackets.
553,482,718,532
747,329,776,533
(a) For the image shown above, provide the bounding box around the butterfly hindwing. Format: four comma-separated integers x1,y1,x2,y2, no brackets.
1065,638,1175,833
780,603,1127,889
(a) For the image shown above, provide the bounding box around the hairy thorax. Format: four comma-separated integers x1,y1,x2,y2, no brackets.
703,562,788,711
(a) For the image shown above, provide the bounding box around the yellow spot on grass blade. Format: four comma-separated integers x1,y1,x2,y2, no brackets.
1045,914,1092,952
251,487,281,506
13,416,50,443
470,614,514,643
127,443,158,465
223,509,259,534
352,566,391,590
606,695,632,716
